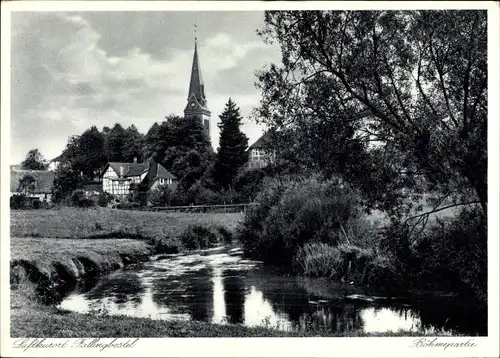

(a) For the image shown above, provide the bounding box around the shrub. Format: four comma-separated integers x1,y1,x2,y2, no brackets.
130,202,140,209
233,168,267,203
147,184,173,207
294,242,376,281
411,206,486,303
97,192,115,207
180,225,219,250
32,200,41,209
10,194,28,209
67,190,95,208
116,202,130,210
363,254,400,291
294,242,344,278
237,177,367,266
215,226,234,244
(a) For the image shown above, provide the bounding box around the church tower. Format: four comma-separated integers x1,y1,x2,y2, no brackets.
184,39,211,137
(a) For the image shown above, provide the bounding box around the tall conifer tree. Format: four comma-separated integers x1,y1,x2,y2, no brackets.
214,98,249,188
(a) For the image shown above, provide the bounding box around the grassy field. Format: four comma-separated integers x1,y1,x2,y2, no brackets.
11,208,243,239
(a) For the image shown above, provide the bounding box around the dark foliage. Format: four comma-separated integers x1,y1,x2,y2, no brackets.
180,225,219,250
10,194,28,209
21,149,47,170
411,207,487,303
66,190,95,208
232,168,267,203
51,162,83,204
214,98,249,188
238,178,366,266
97,192,115,208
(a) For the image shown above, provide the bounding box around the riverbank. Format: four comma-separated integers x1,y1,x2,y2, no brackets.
10,209,243,303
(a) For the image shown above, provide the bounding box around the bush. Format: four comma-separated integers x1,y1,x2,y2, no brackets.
215,226,234,244
233,168,267,203
237,177,367,266
130,202,140,209
10,194,28,209
97,192,115,207
411,206,486,303
148,184,173,207
294,242,344,278
67,190,95,208
32,200,41,209
180,225,219,250
363,254,400,291
294,242,377,281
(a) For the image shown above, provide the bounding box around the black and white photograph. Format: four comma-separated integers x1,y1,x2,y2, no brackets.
1,1,499,357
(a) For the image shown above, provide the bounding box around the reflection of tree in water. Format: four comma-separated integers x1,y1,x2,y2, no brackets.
245,268,363,334
408,300,487,335
84,271,144,308
223,270,247,324
151,267,214,322
298,303,362,334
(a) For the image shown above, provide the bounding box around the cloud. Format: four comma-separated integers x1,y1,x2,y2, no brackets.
10,12,281,163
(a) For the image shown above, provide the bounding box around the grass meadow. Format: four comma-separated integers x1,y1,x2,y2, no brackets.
10,207,243,239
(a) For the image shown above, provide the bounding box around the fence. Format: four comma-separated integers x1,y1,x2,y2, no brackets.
150,203,258,213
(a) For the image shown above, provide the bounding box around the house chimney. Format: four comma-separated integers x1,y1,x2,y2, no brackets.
133,157,137,164
120,166,124,177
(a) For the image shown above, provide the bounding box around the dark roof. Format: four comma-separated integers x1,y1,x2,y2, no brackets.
155,163,176,180
142,163,176,189
108,162,149,177
10,170,54,194
249,132,273,150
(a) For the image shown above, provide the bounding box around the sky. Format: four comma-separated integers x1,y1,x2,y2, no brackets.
10,11,282,164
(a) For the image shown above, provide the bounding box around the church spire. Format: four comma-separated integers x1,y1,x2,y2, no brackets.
184,33,211,137
187,39,206,105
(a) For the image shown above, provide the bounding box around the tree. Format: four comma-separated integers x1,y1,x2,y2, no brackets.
147,184,173,207
255,10,487,219
18,174,36,195
20,149,47,170
75,126,107,181
214,98,249,188
51,161,82,203
163,116,214,190
123,125,145,163
105,123,127,162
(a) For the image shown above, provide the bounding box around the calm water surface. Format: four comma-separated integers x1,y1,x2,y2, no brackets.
58,246,485,335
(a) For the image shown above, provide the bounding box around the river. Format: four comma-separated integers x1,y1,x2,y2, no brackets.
58,245,486,335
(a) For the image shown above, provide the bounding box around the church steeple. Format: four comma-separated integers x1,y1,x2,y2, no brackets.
184,37,211,137
187,40,206,106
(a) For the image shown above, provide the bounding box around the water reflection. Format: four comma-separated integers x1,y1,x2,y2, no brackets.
223,270,246,324
58,246,485,335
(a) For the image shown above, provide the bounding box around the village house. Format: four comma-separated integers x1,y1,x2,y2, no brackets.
47,154,64,172
248,132,274,169
102,159,176,199
10,169,55,203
